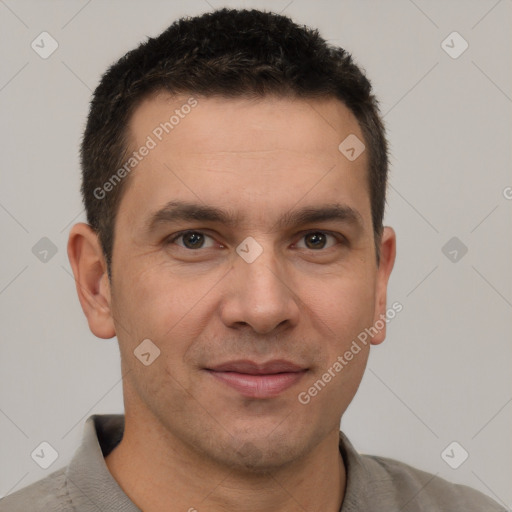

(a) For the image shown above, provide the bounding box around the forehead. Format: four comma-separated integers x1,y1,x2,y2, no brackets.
129,92,364,156
119,93,370,228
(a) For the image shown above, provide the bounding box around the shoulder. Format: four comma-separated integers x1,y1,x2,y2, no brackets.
359,453,506,511
0,468,71,512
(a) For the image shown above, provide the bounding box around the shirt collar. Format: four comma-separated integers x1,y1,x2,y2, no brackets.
65,414,141,511
66,414,375,511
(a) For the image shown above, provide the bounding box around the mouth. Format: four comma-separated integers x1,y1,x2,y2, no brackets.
204,360,308,399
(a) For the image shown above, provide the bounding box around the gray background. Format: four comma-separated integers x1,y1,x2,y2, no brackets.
1,0,511,507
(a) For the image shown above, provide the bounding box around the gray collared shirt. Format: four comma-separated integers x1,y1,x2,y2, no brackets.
0,414,505,511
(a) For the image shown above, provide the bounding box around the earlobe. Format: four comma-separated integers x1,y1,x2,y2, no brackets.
67,222,116,339
370,226,396,346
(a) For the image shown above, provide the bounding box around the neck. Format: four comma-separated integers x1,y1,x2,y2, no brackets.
105,410,346,512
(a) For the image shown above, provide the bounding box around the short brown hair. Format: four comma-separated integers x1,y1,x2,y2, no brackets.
80,8,388,278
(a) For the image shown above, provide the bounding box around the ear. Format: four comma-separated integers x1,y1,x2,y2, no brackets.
67,222,116,339
370,226,396,346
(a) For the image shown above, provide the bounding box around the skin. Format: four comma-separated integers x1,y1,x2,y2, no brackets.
68,93,396,512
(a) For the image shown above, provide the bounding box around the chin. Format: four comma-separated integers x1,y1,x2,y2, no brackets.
212,432,309,474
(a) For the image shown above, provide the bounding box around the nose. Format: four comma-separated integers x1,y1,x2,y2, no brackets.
219,245,301,335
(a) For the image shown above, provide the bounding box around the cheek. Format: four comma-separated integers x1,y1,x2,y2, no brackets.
113,260,221,351
111,264,217,402
301,270,376,347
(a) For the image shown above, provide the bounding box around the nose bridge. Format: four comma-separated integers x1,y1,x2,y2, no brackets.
242,248,286,299
221,238,300,333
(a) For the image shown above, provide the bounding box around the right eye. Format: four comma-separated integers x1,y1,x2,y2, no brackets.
167,231,217,250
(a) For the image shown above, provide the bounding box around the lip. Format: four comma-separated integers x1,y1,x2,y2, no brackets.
209,359,305,374
205,360,308,399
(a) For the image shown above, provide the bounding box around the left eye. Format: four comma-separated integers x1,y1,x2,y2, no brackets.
295,232,338,250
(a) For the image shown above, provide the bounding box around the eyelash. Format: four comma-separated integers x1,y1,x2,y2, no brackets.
166,230,346,250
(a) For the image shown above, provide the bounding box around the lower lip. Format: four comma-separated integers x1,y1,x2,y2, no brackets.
206,370,307,398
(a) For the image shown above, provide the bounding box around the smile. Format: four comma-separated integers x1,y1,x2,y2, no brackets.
204,360,308,398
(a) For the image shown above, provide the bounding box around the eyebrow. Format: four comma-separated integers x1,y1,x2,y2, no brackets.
143,200,364,235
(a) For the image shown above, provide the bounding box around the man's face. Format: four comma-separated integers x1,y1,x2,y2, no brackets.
107,93,394,471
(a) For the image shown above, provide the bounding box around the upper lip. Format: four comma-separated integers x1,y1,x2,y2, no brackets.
207,360,307,375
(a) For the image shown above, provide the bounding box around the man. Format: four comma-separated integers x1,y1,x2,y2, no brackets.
0,8,505,512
